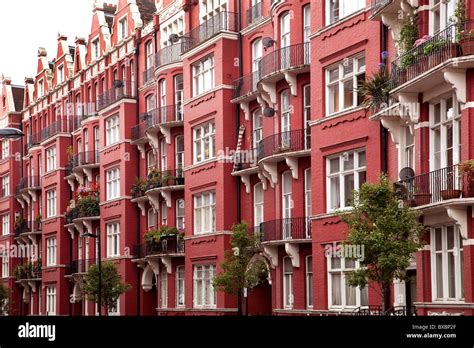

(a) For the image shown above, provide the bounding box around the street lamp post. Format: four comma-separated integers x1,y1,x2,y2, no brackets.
83,230,101,316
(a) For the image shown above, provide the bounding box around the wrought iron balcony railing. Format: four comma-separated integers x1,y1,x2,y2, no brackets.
181,11,238,54
232,70,260,99
65,259,97,275
257,129,310,161
144,104,184,129
391,23,458,89
14,220,42,237
142,66,154,85
71,150,100,168
146,168,185,190
370,0,393,16
233,148,258,172
259,217,312,242
135,237,185,258
259,42,310,79
394,164,473,207
26,133,41,150
40,118,68,142
155,44,182,68
132,122,147,141
96,80,136,111
246,1,263,27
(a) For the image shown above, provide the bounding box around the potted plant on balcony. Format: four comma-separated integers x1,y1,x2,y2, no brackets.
393,181,414,207
413,184,432,206
358,66,391,113
459,159,474,197
146,168,162,190
440,169,463,200
161,173,176,186
130,177,146,198
14,216,25,234
34,213,42,231
397,15,419,84
176,166,185,185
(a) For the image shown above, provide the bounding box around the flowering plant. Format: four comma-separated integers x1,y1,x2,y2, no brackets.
413,35,432,48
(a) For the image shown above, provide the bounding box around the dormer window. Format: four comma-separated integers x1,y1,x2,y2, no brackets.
119,18,128,40
38,79,44,98
92,39,100,61
57,65,64,84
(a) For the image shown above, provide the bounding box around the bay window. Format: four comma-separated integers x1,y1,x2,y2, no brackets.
193,55,214,96
106,168,120,200
46,189,57,218
283,257,294,308
46,286,56,315
105,115,120,146
326,0,365,25
46,146,57,172
176,266,185,307
327,149,366,211
193,121,215,164
106,222,120,257
46,237,57,266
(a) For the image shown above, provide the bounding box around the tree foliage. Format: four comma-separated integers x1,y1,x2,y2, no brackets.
82,261,131,315
213,223,268,297
338,175,426,310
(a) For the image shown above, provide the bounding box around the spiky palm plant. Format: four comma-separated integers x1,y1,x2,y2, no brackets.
358,67,391,113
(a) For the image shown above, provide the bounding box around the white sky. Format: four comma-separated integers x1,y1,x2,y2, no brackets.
0,0,117,86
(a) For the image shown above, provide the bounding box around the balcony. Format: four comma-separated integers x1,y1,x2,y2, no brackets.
74,103,98,129
144,105,184,147
40,118,69,143
14,219,42,238
146,168,185,210
26,133,40,151
258,42,310,103
13,262,42,281
142,66,154,85
246,1,263,27
155,44,182,70
180,11,238,54
260,217,311,243
70,151,99,183
96,80,136,111
394,164,474,208
232,70,260,102
136,236,185,259
65,259,97,275
131,122,147,142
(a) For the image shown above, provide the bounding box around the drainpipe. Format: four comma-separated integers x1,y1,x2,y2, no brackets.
236,0,243,224
134,29,141,316
381,22,389,174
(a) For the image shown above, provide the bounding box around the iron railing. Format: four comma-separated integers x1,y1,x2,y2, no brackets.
14,220,42,237
232,70,260,99
96,80,136,111
370,0,393,16
144,104,184,129
246,1,263,27
14,265,42,280
233,148,258,171
391,23,458,89
146,168,185,190
259,217,312,242
394,164,473,207
40,118,68,142
72,150,100,168
16,176,42,191
351,305,417,316
26,133,40,150
155,44,182,68
142,66,154,85
181,11,238,53
136,237,185,258
259,42,310,79
132,122,147,141
257,129,310,161
65,259,97,275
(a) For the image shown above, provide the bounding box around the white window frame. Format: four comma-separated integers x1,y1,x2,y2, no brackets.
2,214,9,236
252,109,263,150
1,139,9,159
46,286,56,315
46,146,57,172
147,208,155,229
176,265,185,307
105,115,120,146
193,121,215,164
326,149,366,212
283,257,294,309
118,16,128,41
193,264,216,308
326,0,365,25
2,254,9,278
253,183,264,232
161,201,168,226
306,255,313,308
1,176,8,198
193,191,216,235
430,225,464,302
106,222,120,257
160,271,168,308
106,167,120,200
304,168,312,237
91,38,100,61
193,55,215,97
429,0,455,35
57,64,64,84
46,189,57,218
326,54,366,116
46,237,57,266
327,254,367,310
176,199,185,230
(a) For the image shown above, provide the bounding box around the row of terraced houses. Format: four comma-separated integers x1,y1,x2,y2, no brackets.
0,0,473,316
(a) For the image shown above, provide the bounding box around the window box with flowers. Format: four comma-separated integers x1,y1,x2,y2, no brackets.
144,226,184,255
146,168,162,190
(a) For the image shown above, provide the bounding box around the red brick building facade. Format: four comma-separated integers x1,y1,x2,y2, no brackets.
0,0,473,316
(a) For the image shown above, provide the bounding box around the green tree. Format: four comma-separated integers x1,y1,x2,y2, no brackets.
213,223,269,315
338,175,426,312
82,261,131,315
0,283,10,315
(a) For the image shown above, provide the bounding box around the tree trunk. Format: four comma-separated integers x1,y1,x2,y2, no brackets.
237,288,243,316
381,283,391,314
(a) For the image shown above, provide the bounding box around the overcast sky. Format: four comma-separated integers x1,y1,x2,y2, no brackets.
0,0,117,86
